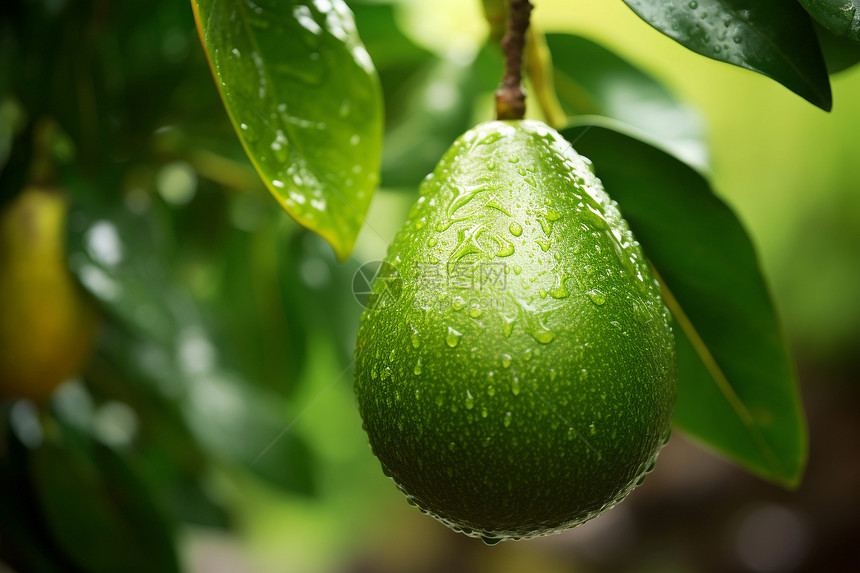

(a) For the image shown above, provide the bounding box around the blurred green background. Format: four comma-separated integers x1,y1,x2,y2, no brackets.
1,0,859,572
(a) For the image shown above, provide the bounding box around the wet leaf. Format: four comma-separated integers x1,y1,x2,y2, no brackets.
191,0,383,260
622,0,832,110
798,0,860,43
815,21,860,73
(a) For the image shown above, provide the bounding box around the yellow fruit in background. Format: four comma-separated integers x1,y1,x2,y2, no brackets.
0,187,100,401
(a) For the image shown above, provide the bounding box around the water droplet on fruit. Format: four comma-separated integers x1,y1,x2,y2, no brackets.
446,327,462,347
414,357,423,375
465,390,475,410
503,411,512,427
509,221,523,237
501,354,512,368
533,329,555,344
511,378,521,395
587,289,606,305
493,234,515,257
482,536,502,546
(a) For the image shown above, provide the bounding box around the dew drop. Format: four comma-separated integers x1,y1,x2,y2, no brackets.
493,234,515,257
502,314,516,337
509,221,523,237
535,239,551,252
513,264,522,275
435,219,454,232
549,284,570,299
533,329,555,344
446,327,462,347
587,289,607,306
689,0,698,8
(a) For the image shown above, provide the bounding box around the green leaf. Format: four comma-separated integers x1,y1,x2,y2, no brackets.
30,439,180,573
183,369,317,495
191,0,383,261
621,0,832,110
798,0,860,43
0,406,80,573
815,21,860,73
560,119,807,487
545,33,707,171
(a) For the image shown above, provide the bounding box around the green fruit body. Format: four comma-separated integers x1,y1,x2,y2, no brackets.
354,120,676,542
0,187,100,401
799,0,860,43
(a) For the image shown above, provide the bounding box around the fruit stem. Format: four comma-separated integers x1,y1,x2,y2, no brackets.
495,0,533,121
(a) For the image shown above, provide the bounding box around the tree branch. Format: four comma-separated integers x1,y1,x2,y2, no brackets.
495,0,533,121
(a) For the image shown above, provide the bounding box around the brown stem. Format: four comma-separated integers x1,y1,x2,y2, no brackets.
495,0,533,121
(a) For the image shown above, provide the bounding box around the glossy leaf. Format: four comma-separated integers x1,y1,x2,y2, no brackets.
621,0,832,110
561,119,807,487
545,33,707,171
191,0,383,260
815,21,860,73
799,0,860,42
30,439,180,573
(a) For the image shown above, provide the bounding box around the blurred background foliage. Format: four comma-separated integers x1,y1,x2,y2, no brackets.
0,0,858,572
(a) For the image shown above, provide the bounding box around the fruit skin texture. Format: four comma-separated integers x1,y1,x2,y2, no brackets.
354,120,676,541
0,187,100,401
